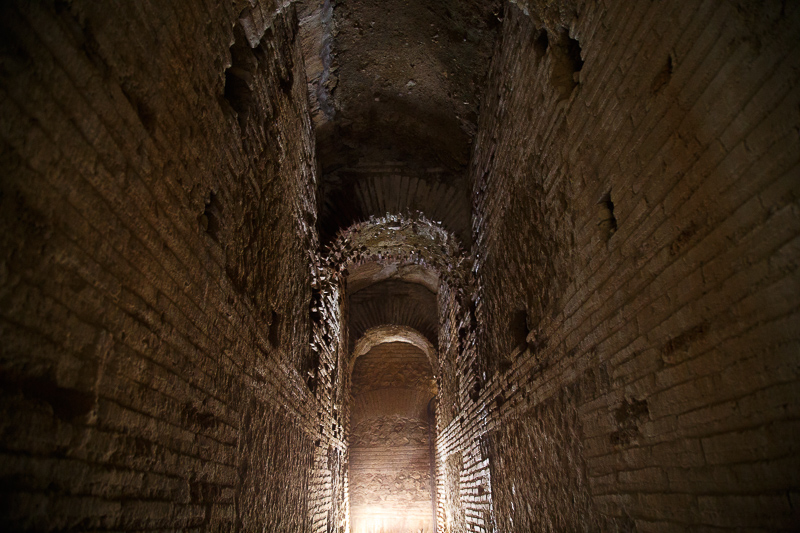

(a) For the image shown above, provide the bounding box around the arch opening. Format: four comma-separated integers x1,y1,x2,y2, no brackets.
348,341,437,533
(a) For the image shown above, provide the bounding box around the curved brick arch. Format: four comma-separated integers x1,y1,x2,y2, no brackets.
350,325,437,378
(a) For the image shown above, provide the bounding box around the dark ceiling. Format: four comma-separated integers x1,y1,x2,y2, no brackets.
299,0,503,245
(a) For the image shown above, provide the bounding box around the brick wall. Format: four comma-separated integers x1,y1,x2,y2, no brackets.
0,0,328,530
437,0,800,530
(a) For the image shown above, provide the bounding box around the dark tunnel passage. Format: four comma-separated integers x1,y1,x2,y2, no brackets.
0,0,799,531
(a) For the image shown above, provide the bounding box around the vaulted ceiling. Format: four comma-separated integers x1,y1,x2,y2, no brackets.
299,0,503,245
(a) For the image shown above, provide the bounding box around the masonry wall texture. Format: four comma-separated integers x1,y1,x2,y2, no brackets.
1,0,799,531
0,0,328,530
435,0,800,531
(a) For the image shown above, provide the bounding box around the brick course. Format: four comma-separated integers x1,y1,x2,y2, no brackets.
437,0,800,530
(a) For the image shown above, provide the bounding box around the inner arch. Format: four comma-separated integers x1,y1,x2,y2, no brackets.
351,325,437,374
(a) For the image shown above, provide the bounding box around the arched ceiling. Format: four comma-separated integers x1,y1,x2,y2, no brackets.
347,261,439,294
321,214,467,286
316,215,464,357
349,279,438,351
302,0,499,367
299,0,503,244
351,325,437,375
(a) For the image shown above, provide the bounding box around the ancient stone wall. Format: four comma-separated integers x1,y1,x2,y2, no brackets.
0,0,327,530
437,0,800,530
308,267,348,533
